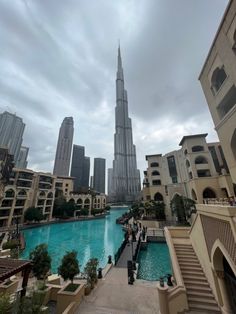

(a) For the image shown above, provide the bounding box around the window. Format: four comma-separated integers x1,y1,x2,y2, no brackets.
152,180,161,186
167,156,177,180
195,156,208,164
150,162,159,167
172,177,178,184
186,160,190,168
152,170,160,176
189,172,193,179
154,192,163,202
192,146,204,152
184,149,188,155
211,67,227,93
217,85,236,119
197,169,211,177
208,146,221,173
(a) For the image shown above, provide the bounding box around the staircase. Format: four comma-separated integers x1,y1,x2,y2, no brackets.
174,243,221,313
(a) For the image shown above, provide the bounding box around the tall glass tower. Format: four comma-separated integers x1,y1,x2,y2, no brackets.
109,47,140,202
53,117,74,176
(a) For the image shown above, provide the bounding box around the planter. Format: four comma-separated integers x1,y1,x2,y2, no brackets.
57,282,85,314
84,284,91,296
0,279,19,295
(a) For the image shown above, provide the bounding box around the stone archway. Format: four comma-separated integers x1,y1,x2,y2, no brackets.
154,192,163,202
212,245,236,313
203,187,216,199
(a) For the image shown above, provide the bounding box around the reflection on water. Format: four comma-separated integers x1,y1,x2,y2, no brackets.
21,207,128,273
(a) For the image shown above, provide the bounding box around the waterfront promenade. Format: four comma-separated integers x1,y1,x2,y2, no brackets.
78,267,159,314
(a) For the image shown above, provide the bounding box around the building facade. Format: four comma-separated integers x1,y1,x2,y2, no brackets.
0,111,26,164
109,47,140,202
199,0,236,188
53,117,74,177
16,146,29,169
0,168,56,227
143,134,234,220
93,158,105,193
70,145,90,192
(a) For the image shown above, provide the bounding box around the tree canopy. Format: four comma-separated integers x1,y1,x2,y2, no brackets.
24,207,44,222
58,251,80,283
170,194,195,223
29,244,51,280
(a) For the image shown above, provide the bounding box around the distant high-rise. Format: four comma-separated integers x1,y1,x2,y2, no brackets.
16,146,29,169
82,156,90,189
53,117,74,176
0,111,26,164
90,176,94,189
70,145,90,191
109,47,140,202
93,158,105,194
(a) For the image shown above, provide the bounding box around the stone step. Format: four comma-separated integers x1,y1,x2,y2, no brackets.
187,290,215,300
184,278,209,285
189,303,221,313
175,251,196,256
178,257,199,262
181,269,203,276
174,244,192,247
188,297,218,305
183,274,207,281
179,259,200,265
180,265,202,271
186,285,212,293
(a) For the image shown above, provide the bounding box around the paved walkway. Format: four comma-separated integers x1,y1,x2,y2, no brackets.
116,241,138,268
77,267,159,314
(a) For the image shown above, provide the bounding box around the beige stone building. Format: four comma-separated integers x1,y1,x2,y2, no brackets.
158,2,236,313
143,134,234,220
0,168,56,227
199,0,236,188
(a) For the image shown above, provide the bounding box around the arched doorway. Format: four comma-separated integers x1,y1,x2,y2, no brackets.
154,192,163,202
213,246,236,313
203,188,216,199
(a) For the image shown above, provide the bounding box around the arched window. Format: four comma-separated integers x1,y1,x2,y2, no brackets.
5,189,15,198
189,172,193,179
231,129,236,160
152,170,160,176
150,162,159,167
192,145,204,152
186,160,190,168
68,199,75,204
154,192,163,202
77,199,82,204
84,198,90,209
211,67,227,93
39,191,46,197
195,156,208,164
17,190,27,197
184,149,188,155
203,188,216,199
47,192,53,199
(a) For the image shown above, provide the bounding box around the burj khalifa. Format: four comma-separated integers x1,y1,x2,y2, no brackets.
108,47,140,202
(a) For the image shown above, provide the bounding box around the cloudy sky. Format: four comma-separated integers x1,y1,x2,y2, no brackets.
0,0,228,187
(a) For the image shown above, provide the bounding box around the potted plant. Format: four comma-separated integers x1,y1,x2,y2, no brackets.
84,258,99,289
58,250,80,292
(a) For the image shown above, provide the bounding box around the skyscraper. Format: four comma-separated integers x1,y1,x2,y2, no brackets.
16,146,29,169
109,47,140,202
0,111,26,164
70,145,90,192
93,158,105,194
53,117,74,176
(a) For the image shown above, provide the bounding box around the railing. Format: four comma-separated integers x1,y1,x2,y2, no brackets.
133,236,141,262
203,198,234,206
114,239,127,265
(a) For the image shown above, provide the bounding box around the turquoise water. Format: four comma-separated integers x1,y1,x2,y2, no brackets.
137,243,172,281
21,207,127,273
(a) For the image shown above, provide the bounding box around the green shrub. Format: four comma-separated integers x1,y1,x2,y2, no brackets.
2,239,19,250
80,208,89,216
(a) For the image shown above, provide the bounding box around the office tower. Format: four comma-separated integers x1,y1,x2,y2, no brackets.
0,111,25,163
82,156,90,189
90,176,94,189
93,158,105,193
53,117,74,176
70,145,90,191
110,47,140,202
16,146,29,169
70,145,84,191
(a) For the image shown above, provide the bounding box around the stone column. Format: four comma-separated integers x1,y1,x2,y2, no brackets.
157,283,169,314
215,270,233,314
